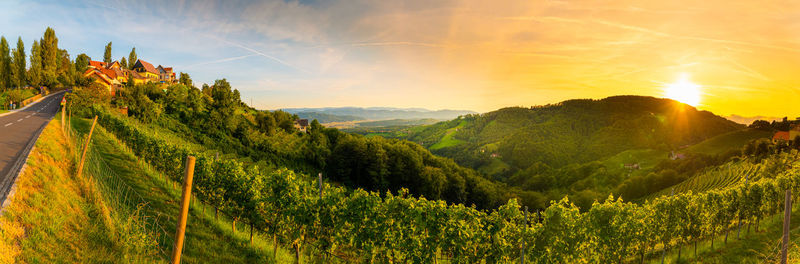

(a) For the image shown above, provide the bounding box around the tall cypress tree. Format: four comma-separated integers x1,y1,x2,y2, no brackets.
128,47,137,68
121,56,127,69
28,40,42,87
103,41,112,64
41,27,59,87
0,37,12,90
12,37,26,88
57,49,73,85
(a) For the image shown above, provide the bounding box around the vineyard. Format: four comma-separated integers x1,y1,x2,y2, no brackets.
644,158,772,200
93,107,800,263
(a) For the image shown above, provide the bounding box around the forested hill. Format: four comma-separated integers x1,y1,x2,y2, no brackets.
404,96,743,175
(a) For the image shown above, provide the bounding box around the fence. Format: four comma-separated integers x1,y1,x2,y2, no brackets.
67,115,173,262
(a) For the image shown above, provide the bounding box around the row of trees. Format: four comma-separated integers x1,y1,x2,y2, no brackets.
94,105,800,263
102,41,139,70
0,27,96,91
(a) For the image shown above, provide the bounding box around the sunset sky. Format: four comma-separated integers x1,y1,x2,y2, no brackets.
1,0,799,117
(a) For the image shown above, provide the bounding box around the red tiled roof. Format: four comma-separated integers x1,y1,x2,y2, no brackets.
136,59,158,74
774,131,791,141
89,61,106,68
163,67,172,72
125,69,145,79
84,69,113,84
98,67,118,79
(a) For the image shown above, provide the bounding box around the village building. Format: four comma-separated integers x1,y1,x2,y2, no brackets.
793,125,800,140
131,59,160,82
83,67,117,95
157,65,176,83
669,151,686,160
772,125,800,144
294,119,309,133
84,57,178,95
623,163,640,170
773,131,790,144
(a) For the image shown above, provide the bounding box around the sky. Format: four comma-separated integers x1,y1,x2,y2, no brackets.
1,0,799,117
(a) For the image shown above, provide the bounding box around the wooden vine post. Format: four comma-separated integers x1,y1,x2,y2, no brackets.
76,116,98,178
61,98,65,134
171,156,196,264
782,189,791,264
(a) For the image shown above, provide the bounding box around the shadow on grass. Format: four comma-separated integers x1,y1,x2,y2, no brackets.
72,117,296,263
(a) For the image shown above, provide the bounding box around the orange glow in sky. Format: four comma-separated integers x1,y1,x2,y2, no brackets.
6,1,798,118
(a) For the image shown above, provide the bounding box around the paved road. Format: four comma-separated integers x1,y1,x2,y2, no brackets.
0,91,65,204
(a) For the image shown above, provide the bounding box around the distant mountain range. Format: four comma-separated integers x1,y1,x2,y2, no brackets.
281,107,478,123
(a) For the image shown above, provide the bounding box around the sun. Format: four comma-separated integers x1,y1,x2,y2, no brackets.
664,73,702,106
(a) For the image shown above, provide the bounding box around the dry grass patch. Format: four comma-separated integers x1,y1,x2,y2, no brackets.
0,120,153,263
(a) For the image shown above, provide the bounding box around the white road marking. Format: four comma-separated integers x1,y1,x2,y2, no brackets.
26,115,31,118
17,119,23,122
4,123,11,127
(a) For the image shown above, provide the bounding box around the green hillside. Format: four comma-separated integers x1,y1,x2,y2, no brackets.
394,96,747,207
685,128,772,155
408,96,742,169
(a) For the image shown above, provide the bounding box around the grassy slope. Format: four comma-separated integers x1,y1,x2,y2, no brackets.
0,119,154,263
429,120,467,150
601,148,668,176
686,128,772,155
72,117,297,263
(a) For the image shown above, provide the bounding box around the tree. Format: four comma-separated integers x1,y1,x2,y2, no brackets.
12,37,26,88
28,40,42,87
0,36,11,90
75,53,90,73
103,41,112,64
41,27,59,87
128,47,137,68
56,49,73,86
120,56,127,69
179,72,192,87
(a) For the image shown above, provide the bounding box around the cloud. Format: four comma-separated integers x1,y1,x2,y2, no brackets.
2,0,799,116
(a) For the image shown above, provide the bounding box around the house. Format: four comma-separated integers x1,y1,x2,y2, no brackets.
88,60,107,69
792,125,800,141
773,131,791,144
623,163,640,170
669,151,686,160
294,119,309,132
83,68,118,95
131,59,160,81
157,65,176,83
124,70,147,85
107,61,121,69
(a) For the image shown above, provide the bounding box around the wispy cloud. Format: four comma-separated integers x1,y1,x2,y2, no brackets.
180,54,259,69
2,0,798,116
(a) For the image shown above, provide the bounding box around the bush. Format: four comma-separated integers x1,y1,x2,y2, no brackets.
67,83,111,117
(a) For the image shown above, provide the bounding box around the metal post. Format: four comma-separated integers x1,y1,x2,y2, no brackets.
782,189,791,264
77,116,98,178
171,156,196,264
